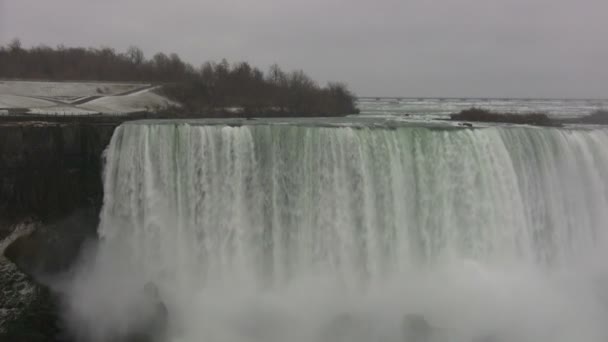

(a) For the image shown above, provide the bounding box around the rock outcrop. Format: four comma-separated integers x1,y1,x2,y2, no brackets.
0,119,120,341
0,120,118,221
5,208,99,278
0,222,65,341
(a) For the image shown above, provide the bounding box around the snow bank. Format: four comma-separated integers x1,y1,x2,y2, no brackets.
81,89,177,113
0,81,175,115
0,94,55,108
28,106,100,115
0,81,146,98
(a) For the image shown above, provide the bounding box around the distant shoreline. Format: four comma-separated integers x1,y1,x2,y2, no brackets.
358,96,608,101
449,108,608,127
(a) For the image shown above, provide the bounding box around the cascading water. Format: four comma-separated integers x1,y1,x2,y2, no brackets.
67,121,608,342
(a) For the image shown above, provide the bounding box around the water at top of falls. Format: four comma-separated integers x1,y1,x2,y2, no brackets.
66,118,608,342
356,97,608,120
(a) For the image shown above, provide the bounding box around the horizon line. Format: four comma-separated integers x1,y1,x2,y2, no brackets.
358,96,608,101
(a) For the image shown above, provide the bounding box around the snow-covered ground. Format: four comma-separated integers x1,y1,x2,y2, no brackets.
27,106,100,115
0,81,144,98
0,94,56,109
0,81,176,115
81,88,177,113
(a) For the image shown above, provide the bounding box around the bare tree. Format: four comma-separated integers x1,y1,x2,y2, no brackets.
127,46,144,65
8,38,22,52
0,40,358,116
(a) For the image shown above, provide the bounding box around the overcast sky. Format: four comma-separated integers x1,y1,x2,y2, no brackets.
1,0,606,98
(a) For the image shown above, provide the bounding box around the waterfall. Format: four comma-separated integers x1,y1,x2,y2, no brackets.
68,122,608,342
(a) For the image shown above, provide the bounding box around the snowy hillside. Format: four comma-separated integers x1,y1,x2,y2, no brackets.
0,81,176,115
0,81,143,98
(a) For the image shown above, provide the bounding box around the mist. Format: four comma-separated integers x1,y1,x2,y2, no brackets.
51,122,608,342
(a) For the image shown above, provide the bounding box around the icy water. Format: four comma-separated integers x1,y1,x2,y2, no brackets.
65,110,608,342
357,97,608,120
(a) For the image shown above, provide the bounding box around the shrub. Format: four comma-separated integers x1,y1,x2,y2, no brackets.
450,108,559,126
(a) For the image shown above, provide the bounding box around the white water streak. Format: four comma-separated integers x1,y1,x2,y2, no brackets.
71,123,608,342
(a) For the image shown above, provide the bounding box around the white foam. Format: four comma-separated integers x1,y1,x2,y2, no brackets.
68,123,608,342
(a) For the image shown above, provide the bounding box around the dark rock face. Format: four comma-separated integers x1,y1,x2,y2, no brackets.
0,121,119,341
5,209,99,278
0,211,98,342
0,222,65,342
0,204,101,342
0,121,118,221
0,284,64,342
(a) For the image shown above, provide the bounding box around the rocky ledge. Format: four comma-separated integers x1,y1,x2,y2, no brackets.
0,119,118,341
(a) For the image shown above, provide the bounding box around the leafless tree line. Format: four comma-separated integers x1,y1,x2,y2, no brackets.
0,39,190,82
161,60,358,116
0,39,358,116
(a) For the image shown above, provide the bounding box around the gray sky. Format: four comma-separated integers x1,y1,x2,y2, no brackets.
1,0,607,98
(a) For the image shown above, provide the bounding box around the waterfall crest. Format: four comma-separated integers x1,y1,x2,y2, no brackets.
70,123,608,342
